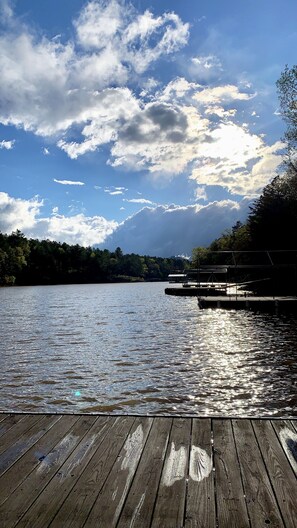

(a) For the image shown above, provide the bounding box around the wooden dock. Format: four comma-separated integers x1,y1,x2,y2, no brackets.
0,413,296,527
197,295,297,311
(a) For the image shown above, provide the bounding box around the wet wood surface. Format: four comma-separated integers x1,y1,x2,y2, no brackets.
0,414,296,527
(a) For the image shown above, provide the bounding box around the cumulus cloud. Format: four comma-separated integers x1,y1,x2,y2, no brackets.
33,214,117,246
0,191,253,256
0,192,117,246
0,0,188,137
53,179,85,186
0,139,15,149
101,199,252,256
0,1,283,197
0,192,43,232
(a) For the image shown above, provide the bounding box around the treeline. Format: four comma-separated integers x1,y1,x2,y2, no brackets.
193,161,297,260
0,232,189,286
191,165,297,294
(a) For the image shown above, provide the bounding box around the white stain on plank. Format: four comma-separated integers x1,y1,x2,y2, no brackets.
113,424,144,523
62,434,97,476
121,424,144,474
129,492,146,528
189,445,212,482
162,442,187,487
279,427,297,475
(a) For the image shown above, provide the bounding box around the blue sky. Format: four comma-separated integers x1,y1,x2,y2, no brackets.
0,0,296,256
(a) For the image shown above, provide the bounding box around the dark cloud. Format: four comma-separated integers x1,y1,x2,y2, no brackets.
146,103,187,131
119,103,188,144
99,199,252,256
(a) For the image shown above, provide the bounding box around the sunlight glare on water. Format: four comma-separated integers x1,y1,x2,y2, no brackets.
0,282,296,416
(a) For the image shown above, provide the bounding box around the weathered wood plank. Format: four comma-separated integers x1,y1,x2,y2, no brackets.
48,415,135,528
0,415,42,456
213,419,249,528
185,418,216,528
0,415,78,506
252,420,297,528
83,416,153,528
233,419,284,528
0,414,59,477
0,415,98,528
14,415,109,528
0,415,295,528
117,417,172,528
151,417,191,528
0,415,26,439
272,420,297,476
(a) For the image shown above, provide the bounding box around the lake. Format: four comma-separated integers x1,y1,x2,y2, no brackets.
0,282,296,416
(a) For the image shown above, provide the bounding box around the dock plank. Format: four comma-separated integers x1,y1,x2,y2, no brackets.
0,415,26,439
185,418,216,528
213,419,249,528
272,420,297,476
233,419,284,528
151,417,191,528
48,415,134,527
0,414,42,457
0,415,77,506
117,417,172,528
252,420,297,528
0,414,59,477
0,414,296,528
0,415,97,528
84,416,153,528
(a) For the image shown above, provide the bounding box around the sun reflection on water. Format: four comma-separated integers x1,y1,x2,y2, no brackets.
0,283,296,416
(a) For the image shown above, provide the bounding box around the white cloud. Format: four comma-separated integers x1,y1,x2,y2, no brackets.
0,192,117,246
0,192,43,232
190,130,284,195
0,191,253,256
104,186,127,195
0,139,15,150
189,54,223,81
34,214,117,246
193,84,255,105
0,2,283,197
53,179,85,186
74,0,125,50
195,186,208,201
124,198,155,204
101,199,252,256
0,0,188,138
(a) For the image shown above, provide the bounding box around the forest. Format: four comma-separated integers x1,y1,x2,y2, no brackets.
0,232,189,286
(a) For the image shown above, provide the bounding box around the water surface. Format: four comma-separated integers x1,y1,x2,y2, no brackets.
0,282,296,416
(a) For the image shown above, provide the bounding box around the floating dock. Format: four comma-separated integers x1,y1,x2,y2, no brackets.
198,295,297,311
0,413,296,527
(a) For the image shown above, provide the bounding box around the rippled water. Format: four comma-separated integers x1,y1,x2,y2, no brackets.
0,282,296,416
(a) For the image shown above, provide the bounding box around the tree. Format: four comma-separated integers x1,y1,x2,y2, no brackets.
248,166,297,249
276,64,297,164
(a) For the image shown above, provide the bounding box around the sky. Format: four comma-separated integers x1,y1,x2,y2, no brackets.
0,0,296,257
